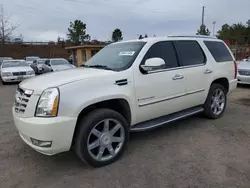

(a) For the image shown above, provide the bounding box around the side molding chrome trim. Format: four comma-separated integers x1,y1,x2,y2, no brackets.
138,89,205,107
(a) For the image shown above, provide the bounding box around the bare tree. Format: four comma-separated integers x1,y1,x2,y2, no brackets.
0,4,19,49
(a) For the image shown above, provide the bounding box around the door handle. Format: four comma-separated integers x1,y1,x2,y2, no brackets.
204,69,213,74
172,74,184,80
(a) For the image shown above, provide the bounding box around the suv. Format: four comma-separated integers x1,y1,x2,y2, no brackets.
13,36,237,167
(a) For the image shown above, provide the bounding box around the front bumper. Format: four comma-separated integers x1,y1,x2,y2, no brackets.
237,75,250,85
13,108,77,155
2,75,35,82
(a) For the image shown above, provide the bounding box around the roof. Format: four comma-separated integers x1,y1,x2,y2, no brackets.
65,44,106,50
113,35,220,45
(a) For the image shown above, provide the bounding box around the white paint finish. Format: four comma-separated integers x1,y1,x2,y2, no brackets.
12,36,238,156
133,67,186,123
13,108,77,155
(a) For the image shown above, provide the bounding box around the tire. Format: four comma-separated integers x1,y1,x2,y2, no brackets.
203,83,227,119
75,108,129,167
1,79,6,85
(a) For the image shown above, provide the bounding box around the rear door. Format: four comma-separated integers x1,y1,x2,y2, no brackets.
173,40,213,108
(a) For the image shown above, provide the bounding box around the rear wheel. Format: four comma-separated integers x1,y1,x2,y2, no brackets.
203,84,227,119
75,108,129,167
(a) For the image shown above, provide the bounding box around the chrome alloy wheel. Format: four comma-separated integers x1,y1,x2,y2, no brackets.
87,119,125,162
211,88,225,115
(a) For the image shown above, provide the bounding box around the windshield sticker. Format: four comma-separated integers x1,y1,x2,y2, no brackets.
119,51,135,56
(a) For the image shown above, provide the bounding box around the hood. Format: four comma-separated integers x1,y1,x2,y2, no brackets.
51,64,75,71
237,61,250,70
19,68,115,94
2,66,33,73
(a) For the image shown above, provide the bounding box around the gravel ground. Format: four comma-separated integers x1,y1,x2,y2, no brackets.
1,83,250,188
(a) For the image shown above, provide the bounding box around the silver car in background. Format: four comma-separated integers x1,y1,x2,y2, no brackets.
30,58,48,74
237,59,250,85
24,56,40,65
42,58,75,73
0,60,35,84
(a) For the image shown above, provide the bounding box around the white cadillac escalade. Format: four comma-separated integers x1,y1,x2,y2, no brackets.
13,35,237,167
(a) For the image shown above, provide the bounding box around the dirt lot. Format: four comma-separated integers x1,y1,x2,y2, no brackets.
1,83,250,188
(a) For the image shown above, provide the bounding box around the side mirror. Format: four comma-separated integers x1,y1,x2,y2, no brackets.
140,57,165,72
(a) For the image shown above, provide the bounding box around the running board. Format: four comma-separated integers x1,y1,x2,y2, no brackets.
130,106,204,132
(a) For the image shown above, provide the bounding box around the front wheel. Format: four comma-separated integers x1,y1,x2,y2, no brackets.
75,108,129,167
203,83,227,119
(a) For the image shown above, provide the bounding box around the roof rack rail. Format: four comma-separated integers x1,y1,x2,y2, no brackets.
167,35,217,39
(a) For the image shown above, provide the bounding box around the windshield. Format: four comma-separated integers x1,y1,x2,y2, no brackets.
0,57,13,63
26,56,39,61
85,42,146,71
37,59,47,64
51,59,69,65
2,61,29,68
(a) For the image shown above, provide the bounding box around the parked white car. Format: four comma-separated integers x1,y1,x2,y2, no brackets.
42,58,75,73
1,60,35,84
13,35,237,167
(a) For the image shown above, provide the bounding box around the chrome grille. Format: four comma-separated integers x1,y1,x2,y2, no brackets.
238,70,250,76
13,72,26,76
14,87,32,114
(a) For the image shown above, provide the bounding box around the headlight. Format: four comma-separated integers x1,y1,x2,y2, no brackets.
27,70,35,75
35,88,59,117
1,72,12,77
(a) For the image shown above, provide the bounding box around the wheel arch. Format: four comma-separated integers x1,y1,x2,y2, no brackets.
71,98,132,147
211,77,229,93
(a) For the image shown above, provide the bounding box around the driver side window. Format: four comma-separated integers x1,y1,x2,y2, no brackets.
142,41,179,69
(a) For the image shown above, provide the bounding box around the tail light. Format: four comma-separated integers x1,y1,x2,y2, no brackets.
234,60,237,79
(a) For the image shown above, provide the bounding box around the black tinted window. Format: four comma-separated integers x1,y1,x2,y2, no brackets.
143,41,179,68
204,41,233,62
175,41,205,66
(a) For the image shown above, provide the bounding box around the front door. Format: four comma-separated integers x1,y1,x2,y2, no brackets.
133,41,187,123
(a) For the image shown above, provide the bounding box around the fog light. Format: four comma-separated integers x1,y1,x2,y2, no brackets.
30,138,52,148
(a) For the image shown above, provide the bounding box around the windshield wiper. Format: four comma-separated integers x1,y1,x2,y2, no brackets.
84,64,114,71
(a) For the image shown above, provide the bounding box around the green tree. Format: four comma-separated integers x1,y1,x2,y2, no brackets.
196,24,211,36
112,28,123,42
138,35,143,39
217,22,250,45
67,20,90,45
144,34,148,38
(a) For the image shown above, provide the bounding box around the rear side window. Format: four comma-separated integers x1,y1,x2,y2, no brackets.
204,41,233,62
142,41,179,69
174,41,206,66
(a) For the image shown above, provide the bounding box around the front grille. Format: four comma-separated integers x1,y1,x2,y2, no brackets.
14,87,32,114
13,72,26,76
238,70,250,76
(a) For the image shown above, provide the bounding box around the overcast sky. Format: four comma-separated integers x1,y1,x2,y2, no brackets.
2,0,250,41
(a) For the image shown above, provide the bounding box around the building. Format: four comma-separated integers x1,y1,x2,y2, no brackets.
65,44,106,67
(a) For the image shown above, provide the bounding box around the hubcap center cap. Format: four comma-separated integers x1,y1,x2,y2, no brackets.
100,133,111,145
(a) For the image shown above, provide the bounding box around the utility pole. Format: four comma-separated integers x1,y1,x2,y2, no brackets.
212,21,216,36
201,6,205,26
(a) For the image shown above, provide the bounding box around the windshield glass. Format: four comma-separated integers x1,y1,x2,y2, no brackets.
37,59,47,64
51,59,69,65
2,61,29,68
26,56,39,61
0,57,13,63
85,42,146,71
